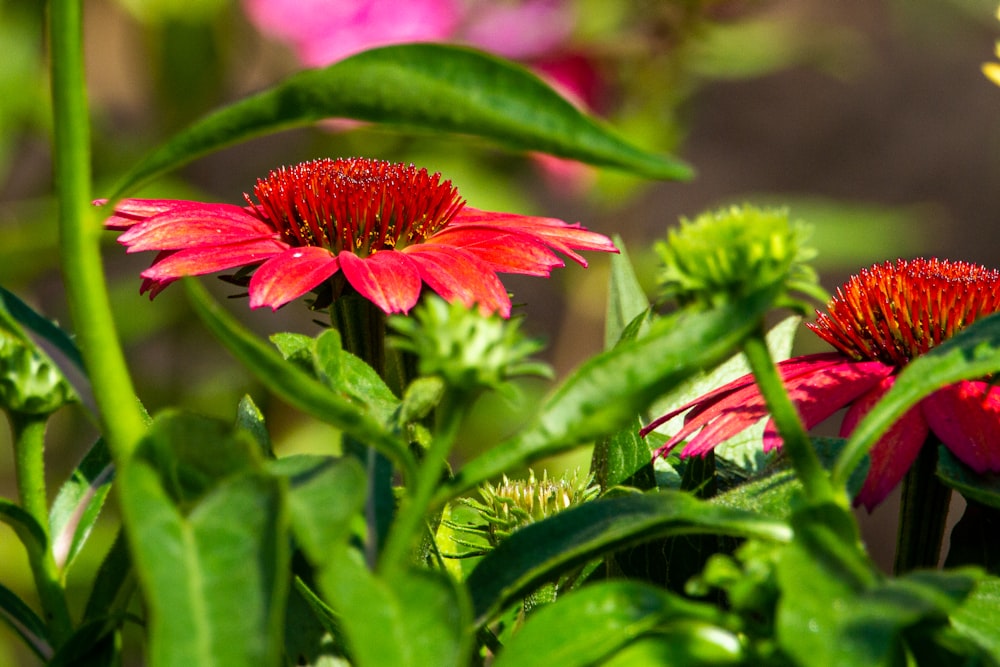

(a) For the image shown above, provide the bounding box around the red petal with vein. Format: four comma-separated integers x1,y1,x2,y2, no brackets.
338,250,423,314
426,226,563,275
248,247,341,310
760,360,893,451
96,198,200,230
923,380,1000,473
841,375,928,511
141,238,287,281
402,244,511,317
118,204,276,251
452,207,617,265
642,353,849,442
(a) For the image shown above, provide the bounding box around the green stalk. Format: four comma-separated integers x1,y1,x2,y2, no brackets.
379,391,469,575
893,436,951,573
49,0,146,462
742,331,837,505
10,412,72,645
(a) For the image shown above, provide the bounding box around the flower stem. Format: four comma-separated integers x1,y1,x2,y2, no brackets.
379,391,469,575
10,412,73,646
742,331,837,505
894,436,951,573
49,0,145,461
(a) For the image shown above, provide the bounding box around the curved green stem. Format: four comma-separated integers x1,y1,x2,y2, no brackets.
742,331,837,505
379,390,470,575
49,0,146,463
10,412,73,645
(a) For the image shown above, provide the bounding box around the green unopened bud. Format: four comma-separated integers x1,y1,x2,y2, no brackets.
656,204,825,309
462,469,599,547
388,295,552,396
0,331,76,415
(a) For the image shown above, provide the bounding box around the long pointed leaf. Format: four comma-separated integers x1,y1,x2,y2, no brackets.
110,43,691,197
0,581,50,660
466,491,791,625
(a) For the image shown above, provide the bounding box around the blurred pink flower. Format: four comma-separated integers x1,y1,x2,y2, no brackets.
98,157,616,316
642,258,1000,510
241,0,600,191
242,0,462,66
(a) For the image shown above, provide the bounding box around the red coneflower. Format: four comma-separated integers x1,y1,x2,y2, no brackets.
98,157,616,317
643,258,1000,510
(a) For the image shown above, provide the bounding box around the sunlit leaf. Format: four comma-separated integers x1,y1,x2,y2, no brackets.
111,44,691,198
48,437,114,575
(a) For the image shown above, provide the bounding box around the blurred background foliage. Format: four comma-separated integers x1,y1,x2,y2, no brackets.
1,0,1000,663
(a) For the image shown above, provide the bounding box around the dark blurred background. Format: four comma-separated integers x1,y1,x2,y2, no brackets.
1,1,999,662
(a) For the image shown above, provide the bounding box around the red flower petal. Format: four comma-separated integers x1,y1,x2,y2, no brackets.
760,360,893,451
923,380,1000,473
402,244,512,317
140,238,287,281
451,207,617,266
96,198,199,230
425,226,564,276
841,375,928,511
338,250,423,314
118,204,276,251
248,247,341,310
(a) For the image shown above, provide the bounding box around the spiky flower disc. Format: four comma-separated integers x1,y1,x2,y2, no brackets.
807,258,1000,366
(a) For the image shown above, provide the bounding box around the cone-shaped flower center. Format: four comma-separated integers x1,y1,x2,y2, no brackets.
248,157,466,256
807,258,1000,366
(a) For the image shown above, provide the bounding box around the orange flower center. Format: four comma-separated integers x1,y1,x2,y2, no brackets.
807,258,1000,366
248,157,466,256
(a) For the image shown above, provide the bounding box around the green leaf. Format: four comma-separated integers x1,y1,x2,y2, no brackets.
590,414,656,491
436,286,780,504
319,548,472,667
0,581,50,660
466,490,791,625
0,284,84,374
0,497,46,553
48,436,114,575
185,280,415,480
137,410,264,509
945,497,1000,575
110,43,691,197
950,576,1000,662
938,446,1000,510
235,394,273,458
776,503,979,666
121,461,290,667
313,329,400,422
493,581,739,667
835,312,1000,488
604,237,651,350
267,455,367,566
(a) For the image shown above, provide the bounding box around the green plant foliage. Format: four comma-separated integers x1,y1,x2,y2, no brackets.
319,549,473,667
110,43,692,198
47,437,114,576
120,413,291,667
493,581,740,666
466,491,791,625
185,280,414,479
436,285,781,504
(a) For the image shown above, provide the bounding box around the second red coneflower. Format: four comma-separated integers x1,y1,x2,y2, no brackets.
643,258,1000,510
